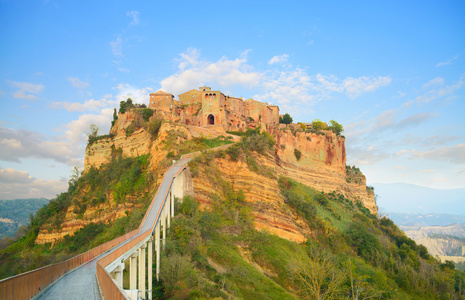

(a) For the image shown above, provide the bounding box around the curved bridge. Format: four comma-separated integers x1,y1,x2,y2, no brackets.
0,158,192,300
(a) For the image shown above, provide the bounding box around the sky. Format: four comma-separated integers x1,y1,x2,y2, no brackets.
0,0,464,200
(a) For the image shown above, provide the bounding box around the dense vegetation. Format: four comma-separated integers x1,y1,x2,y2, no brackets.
1,112,463,299
153,129,464,299
0,153,154,279
0,198,48,239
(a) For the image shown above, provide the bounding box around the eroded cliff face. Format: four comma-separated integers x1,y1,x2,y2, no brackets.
39,113,376,245
37,112,193,245
192,156,312,243
36,201,135,245
275,127,377,214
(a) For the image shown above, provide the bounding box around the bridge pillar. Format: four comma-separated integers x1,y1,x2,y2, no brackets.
170,189,174,217
166,195,171,229
155,222,160,281
162,204,167,249
148,237,153,300
139,243,147,299
112,263,124,288
129,252,138,290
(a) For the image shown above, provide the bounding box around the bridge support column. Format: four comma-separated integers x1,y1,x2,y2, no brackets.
155,222,160,281
167,197,171,229
171,190,174,217
129,252,138,290
139,243,147,299
113,263,124,288
162,205,167,249
148,237,153,300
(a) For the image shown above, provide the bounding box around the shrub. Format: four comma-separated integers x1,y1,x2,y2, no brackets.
312,119,326,131
140,108,154,122
294,148,302,161
148,118,163,139
328,119,344,135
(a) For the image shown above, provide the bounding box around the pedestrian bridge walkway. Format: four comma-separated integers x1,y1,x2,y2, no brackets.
0,158,192,300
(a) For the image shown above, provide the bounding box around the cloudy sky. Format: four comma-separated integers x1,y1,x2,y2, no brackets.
0,1,464,200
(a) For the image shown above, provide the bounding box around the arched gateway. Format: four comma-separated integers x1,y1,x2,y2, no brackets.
207,114,214,125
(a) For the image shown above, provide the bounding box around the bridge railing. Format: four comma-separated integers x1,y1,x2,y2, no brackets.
96,164,185,299
0,228,139,300
0,162,185,300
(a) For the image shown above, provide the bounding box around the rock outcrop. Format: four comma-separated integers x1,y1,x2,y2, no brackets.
38,109,377,245
275,127,377,214
192,156,312,243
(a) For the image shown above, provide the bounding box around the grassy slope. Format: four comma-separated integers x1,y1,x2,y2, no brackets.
155,130,465,299
0,121,234,280
1,123,464,299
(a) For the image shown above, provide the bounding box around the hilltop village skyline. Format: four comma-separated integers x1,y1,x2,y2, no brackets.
147,86,279,131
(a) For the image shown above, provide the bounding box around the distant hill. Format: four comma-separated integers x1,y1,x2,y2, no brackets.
372,182,465,216
0,198,48,239
381,212,465,227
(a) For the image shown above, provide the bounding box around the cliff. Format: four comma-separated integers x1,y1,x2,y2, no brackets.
192,155,312,243
275,127,377,214
37,111,193,245
38,109,376,245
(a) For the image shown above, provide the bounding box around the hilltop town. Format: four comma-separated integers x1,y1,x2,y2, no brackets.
148,86,279,132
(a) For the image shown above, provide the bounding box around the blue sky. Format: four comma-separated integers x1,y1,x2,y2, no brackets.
0,0,464,199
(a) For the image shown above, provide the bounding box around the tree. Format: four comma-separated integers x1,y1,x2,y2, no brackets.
68,165,80,192
329,119,344,135
119,98,134,114
87,124,99,144
280,113,293,125
289,247,346,299
312,119,326,131
111,108,118,127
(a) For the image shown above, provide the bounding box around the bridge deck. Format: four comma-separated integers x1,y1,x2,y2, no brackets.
32,160,188,300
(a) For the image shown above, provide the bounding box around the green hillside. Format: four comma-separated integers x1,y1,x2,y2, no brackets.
154,141,465,299
0,120,464,299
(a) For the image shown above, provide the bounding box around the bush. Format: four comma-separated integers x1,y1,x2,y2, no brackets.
140,108,154,122
312,119,326,131
328,119,344,135
148,118,163,139
294,148,302,161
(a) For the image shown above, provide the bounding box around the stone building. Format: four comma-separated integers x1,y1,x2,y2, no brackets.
149,86,279,131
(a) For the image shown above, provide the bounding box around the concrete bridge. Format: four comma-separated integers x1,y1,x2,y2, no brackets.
0,158,193,300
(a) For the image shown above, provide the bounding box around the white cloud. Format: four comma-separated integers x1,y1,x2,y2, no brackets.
419,169,437,174
436,56,458,67
0,168,67,200
7,80,44,100
110,36,123,57
415,77,463,104
127,11,140,26
422,77,444,89
67,77,89,89
160,49,262,96
2,83,151,166
0,138,23,150
268,54,289,65
396,143,465,164
160,48,392,111
51,95,117,112
118,67,130,73
343,76,392,98
0,168,33,184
